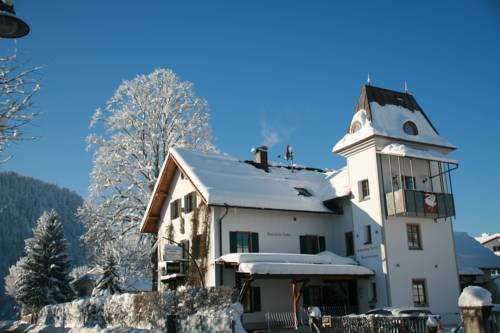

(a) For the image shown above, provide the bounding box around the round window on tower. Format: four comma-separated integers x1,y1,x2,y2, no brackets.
350,121,362,134
403,121,418,135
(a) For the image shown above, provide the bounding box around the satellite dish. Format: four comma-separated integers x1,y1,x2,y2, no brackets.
0,0,30,39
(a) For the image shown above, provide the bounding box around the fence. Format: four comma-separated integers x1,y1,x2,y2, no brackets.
493,307,500,333
319,315,429,333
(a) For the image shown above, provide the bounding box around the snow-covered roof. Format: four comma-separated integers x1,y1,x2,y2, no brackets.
238,262,374,276
140,148,350,233
171,148,347,213
379,143,458,164
333,86,455,153
216,251,358,265
216,251,374,277
475,233,500,245
454,232,500,274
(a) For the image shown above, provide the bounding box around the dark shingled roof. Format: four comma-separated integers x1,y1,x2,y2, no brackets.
352,85,439,134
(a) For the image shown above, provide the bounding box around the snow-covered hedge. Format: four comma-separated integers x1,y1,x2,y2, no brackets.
37,287,239,332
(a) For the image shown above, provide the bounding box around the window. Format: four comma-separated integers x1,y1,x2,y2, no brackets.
370,282,377,303
350,121,362,134
493,246,500,252
303,286,323,307
412,279,427,306
229,232,259,253
294,187,313,197
407,224,422,250
401,175,416,190
191,234,203,259
364,225,372,245
403,121,418,135
170,199,181,219
345,232,354,256
179,239,189,259
184,192,196,213
360,179,370,200
243,286,261,313
491,269,500,276
300,235,326,254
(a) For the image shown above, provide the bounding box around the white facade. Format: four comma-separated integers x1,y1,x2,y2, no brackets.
142,85,461,326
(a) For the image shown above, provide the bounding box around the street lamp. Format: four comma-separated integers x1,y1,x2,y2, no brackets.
0,0,30,39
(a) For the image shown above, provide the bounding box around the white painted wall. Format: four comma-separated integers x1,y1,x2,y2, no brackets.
157,168,214,291
340,137,460,315
344,142,390,312
384,215,460,314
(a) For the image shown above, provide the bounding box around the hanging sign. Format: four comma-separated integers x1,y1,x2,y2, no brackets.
163,244,183,261
423,193,438,214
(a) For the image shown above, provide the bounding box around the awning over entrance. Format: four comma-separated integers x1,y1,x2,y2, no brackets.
215,251,374,277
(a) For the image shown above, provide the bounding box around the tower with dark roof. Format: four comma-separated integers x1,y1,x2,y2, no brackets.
333,85,460,315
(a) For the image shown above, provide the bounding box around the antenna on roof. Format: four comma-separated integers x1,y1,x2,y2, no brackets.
277,145,295,172
367,73,371,86
404,81,409,94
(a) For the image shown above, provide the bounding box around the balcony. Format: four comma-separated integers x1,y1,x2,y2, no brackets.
386,189,455,219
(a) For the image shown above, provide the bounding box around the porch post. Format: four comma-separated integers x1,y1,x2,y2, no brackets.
292,280,307,329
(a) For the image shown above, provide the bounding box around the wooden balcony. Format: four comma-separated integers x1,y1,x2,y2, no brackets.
386,189,455,219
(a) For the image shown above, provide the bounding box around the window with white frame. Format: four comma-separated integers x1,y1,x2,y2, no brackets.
412,279,427,306
360,179,370,200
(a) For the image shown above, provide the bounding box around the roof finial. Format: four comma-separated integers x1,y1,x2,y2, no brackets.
367,73,371,86
404,80,409,93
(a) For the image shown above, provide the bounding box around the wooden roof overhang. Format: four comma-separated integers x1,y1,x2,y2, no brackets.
140,152,207,234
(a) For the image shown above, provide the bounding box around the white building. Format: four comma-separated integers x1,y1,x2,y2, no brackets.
140,85,461,328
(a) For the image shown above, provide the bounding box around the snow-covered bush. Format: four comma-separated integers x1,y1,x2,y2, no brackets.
37,287,239,332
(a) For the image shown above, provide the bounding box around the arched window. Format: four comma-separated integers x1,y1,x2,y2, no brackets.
350,121,362,134
403,121,418,135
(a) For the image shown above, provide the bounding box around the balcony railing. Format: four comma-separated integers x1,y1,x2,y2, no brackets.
386,189,455,219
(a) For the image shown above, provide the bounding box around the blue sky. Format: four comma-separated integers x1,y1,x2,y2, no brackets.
2,1,499,236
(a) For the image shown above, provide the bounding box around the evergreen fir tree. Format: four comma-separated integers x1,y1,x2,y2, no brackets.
94,254,122,295
17,210,73,313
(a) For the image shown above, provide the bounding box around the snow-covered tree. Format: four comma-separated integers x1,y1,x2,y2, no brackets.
4,256,26,310
93,254,121,296
16,210,73,313
0,53,42,163
79,69,216,281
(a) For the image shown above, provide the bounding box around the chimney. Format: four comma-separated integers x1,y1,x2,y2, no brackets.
252,146,269,172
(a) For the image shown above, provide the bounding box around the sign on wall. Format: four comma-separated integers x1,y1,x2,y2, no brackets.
423,193,438,214
163,244,183,261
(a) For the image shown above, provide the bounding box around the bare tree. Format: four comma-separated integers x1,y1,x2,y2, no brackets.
0,53,42,162
79,68,216,283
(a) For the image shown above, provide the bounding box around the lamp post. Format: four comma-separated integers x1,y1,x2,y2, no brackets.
161,236,205,288
0,0,30,39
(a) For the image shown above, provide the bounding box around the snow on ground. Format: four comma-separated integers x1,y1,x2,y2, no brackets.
458,286,492,307
23,287,242,332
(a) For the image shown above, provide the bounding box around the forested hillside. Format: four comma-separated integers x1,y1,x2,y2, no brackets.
0,172,86,319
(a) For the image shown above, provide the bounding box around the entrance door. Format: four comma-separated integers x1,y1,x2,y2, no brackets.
303,280,358,315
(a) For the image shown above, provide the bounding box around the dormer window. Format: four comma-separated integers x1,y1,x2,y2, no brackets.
350,121,362,134
403,121,418,135
294,187,312,197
